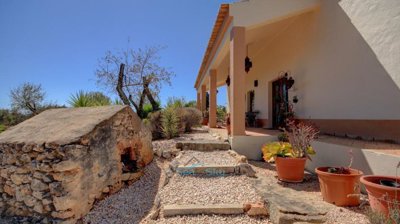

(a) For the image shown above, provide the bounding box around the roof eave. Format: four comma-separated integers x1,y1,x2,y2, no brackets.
194,4,230,89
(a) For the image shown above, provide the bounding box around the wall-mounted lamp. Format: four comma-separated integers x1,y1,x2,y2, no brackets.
245,56,253,73
293,95,299,104
245,45,253,73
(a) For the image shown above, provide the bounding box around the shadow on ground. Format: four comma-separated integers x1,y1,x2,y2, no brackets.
250,160,321,193
83,161,162,224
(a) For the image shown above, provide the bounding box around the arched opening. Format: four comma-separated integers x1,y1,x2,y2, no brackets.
120,147,137,173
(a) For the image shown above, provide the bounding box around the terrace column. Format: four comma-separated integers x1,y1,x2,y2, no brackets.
227,83,231,113
196,92,201,110
209,70,217,128
230,26,246,136
201,84,207,113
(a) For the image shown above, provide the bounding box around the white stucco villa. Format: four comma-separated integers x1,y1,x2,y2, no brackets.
194,0,400,175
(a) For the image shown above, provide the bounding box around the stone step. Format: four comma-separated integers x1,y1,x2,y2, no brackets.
253,176,331,224
175,141,231,151
175,163,256,177
176,165,236,176
163,204,245,217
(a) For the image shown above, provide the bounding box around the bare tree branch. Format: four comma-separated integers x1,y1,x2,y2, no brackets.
116,63,131,106
95,46,174,118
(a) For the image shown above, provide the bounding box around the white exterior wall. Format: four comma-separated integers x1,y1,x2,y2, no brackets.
243,0,400,123
339,0,400,90
306,141,400,177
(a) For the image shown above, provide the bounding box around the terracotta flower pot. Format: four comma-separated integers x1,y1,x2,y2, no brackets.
315,167,363,206
275,157,306,182
361,175,400,216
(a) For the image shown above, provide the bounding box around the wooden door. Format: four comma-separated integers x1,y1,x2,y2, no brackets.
272,78,289,129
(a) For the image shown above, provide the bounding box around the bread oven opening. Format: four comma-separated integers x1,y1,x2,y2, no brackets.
121,147,137,173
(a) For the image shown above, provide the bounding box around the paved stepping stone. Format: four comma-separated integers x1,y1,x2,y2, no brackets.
176,140,231,151
176,163,256,177
176,164,236,176
163,204,245,217
253,175,331,224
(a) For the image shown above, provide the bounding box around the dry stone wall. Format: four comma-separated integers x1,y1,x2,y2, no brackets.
0,106,153,223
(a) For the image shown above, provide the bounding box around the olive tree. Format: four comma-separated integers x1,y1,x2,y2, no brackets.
95,46,174,118
10,82,45,115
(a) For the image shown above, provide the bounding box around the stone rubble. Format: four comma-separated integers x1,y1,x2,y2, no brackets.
0,106,153,223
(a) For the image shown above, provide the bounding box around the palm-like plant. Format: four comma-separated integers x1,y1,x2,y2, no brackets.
68,91,112,107
161,107,179,139
68,91,92,107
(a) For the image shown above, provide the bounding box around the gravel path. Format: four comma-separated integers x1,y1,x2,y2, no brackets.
83,160,165,224
159,174,262,205
326,206,370,224
150,214,270,224
250,161,371,224
179,150,237,166
152,128,217,154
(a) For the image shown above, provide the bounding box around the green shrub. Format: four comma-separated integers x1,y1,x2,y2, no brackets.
278,133,289,142
87,92,112,106
0,109,31,126
166,97,186,109
178,107,202,133
0,124,6,133
68,91,111,107
147,111,163,140
161,107,179,139
113,98,123,105
142,103,154,119
184,100,197,108
216,105,227,123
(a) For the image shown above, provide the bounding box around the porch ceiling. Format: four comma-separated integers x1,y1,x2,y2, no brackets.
203,12,309,91
246,13,299,59
195,0,319,91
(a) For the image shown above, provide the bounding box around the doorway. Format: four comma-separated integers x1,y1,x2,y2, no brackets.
272,77,289,129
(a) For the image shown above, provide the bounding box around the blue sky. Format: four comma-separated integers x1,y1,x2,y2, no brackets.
0,0,233,109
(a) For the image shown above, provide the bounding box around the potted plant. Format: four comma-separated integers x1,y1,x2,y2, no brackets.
261,120,318,182
315,150,363,206
361,162,400,217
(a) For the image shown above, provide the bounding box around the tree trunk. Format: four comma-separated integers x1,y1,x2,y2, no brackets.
143,78,160,111
129,88,146,119
25,102,37,115
128,95,142,117
116,63,131,106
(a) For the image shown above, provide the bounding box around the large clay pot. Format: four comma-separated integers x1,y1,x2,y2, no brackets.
315,167,363,206
361,175,400,216
275,157,306,182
